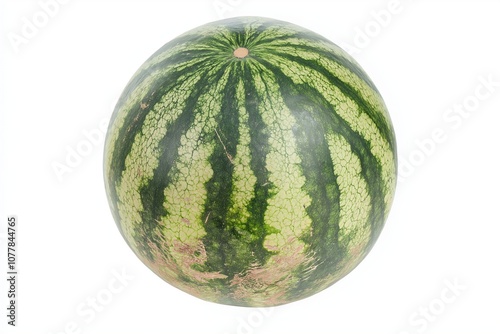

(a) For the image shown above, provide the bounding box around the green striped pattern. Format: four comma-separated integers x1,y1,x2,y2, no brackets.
104,17,397,307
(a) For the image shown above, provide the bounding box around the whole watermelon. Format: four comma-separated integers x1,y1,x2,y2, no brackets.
104,16,397,307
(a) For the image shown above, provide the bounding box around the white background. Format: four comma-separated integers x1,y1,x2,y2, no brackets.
1,0,500,333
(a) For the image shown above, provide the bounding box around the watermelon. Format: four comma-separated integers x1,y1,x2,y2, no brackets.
103,16,397,307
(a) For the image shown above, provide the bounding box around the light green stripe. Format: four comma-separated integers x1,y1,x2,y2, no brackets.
158,65,232,282
326,133,371,250
227,79,257,232
230,61,314,304
253,61,312,250
105,73,159,182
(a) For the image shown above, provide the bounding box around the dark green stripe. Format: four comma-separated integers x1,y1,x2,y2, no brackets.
287,101,344,292
241,59,276,263
200,64,241,277
265,65,344,290
266,50,395,155
199,61,274,297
